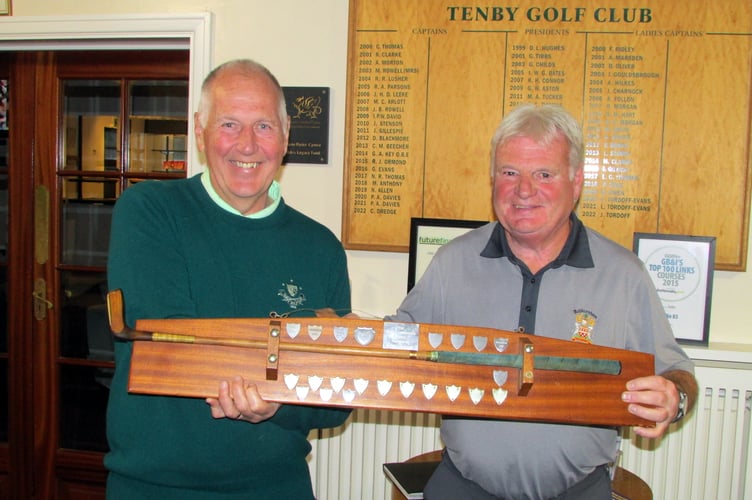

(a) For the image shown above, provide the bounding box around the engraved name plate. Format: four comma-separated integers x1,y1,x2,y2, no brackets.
382,321,420,350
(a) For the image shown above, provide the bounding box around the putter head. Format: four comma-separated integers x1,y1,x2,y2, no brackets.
106,289,127,337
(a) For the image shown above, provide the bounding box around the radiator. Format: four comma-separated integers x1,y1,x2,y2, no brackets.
309,410,442,500
309,363,752,500
620,363,752,500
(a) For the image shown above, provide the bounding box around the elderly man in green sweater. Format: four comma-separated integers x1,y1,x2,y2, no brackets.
105,59,352,499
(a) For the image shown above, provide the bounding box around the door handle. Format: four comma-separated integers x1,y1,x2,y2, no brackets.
33,278,53,320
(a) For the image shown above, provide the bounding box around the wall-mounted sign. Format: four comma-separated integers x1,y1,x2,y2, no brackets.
634,233,715,345
283,86,329,164
342,0,752,272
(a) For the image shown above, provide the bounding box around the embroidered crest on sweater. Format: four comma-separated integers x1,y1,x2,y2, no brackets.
571,309,597,344
278,280,306,309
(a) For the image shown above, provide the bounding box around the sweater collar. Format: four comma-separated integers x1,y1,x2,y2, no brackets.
200,170,281,218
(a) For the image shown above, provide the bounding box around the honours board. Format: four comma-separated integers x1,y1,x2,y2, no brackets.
341,0,752,271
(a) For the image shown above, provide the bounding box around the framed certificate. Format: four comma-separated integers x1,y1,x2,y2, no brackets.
633,233,715,345
407,218,486,292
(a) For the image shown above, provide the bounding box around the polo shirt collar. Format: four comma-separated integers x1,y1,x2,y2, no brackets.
480,214,594,269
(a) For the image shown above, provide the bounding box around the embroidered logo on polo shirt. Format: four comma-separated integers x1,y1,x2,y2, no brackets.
571,309,597,344
278,279,306,309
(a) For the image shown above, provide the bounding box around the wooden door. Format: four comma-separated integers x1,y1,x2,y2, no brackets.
0,50,188,499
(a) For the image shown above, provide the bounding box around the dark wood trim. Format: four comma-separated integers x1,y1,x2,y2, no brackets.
56,449,107,500
33,50,62,500
7,51,37,500
57,449,107,483
55,50,189,79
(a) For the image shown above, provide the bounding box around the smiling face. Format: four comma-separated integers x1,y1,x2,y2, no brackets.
194,68,290,215
492,133,583,254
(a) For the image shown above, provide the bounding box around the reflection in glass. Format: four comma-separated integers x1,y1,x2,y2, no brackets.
60,364,110,452
60,270,109,451
129,80,188,173
55,78,188,455
62,80,121,172
0,78,7,130
0,360,6,443
61,199,115,268
60,270,108,359
0,268,5,445
0,174,6,264
0,267,6,352
0,130,6,172
62,176,119,202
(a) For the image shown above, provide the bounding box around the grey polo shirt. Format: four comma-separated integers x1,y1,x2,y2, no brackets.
390,216,693,499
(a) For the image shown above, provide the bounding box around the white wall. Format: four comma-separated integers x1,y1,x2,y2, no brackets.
7,0,752,348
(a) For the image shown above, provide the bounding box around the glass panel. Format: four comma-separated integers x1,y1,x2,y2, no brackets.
0,360,6,443
60,270,108,359
0,130,6,169
60,270,109,451
0,78,6,131
0,267,6,444
0,81,7,265
61,197,116,267
60,364,110,451
0,267,6,353
62,80,121,172
128,80,188,173
56,77,188,456
61,176,119,202
0,174,7,264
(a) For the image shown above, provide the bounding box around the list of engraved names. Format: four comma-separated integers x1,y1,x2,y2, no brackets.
352,41,416,219
581,39,663,227
349,32,669,240
344,1,752,267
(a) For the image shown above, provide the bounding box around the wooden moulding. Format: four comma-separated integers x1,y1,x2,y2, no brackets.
123,313,655,427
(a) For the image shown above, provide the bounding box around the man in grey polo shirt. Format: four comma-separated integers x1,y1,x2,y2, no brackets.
389,104,697,499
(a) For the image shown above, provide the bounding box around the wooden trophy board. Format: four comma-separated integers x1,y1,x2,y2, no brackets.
127,316,654,427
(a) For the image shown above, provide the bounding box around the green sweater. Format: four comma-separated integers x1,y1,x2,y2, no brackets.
105,175,352,499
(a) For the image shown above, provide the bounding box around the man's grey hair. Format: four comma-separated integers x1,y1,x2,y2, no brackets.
196,59,288,127
489,103,584,179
